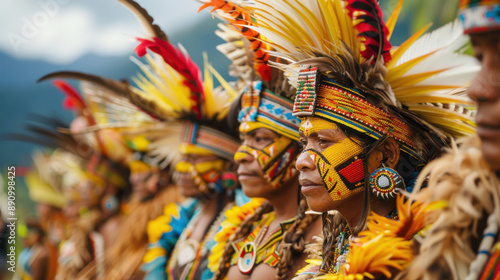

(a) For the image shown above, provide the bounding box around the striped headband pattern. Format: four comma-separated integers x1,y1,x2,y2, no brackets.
180,121,240,160
238,81,300,141
459,0,500,33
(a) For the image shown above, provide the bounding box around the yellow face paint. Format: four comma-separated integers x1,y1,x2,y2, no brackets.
299,117,338,136
175,158,226,189
129,160,158,174
236,121,300,188
300,117,365,201
179,143,214,156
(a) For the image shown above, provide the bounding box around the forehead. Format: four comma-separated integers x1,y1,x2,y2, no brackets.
299,117,339,135
239,121,278,136
470,30,500,43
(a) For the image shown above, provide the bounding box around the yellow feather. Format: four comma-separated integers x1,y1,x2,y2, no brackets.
386,0,404,40
203,53,216,119
393,85,459,97
207,64,237,99
387,23,432,69
386,50,437,80
388,68,448,89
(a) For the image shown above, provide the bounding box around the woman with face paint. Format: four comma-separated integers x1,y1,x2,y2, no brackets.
87,2,249,279
198,3,322,279
210,0,481,278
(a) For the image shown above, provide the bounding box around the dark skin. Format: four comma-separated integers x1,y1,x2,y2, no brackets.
468,30,500,171
23,229,50,280
175,154,231,244
297,127,399,229
230,127,322,280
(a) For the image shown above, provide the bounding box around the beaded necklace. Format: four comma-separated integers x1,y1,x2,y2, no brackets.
330,209,399,275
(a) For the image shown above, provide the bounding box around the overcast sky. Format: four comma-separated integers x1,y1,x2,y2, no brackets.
0,0,208,64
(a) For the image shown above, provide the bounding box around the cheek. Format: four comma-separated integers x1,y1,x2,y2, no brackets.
303,186,337,212
481,139,500,171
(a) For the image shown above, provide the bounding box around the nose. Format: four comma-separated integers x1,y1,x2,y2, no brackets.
296,150,316,171
234,146,255,164
468,51,500,103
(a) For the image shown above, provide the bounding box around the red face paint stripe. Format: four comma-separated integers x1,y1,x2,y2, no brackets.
338,159,364,184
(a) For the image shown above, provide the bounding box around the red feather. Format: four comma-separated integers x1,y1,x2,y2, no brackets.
51,80,108,155
52,80,86,113
345,0,392,64
135,37,204,120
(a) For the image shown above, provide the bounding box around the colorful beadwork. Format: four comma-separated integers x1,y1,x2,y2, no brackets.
300,118,365,202
180,121,240,160
294,67,422,162
234,135,299,188
230,212,296,270
369,167,404,200
459,0,500,34
293,65,320,117
238,81,300,141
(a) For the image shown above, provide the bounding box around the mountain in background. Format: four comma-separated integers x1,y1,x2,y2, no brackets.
0,16,231,170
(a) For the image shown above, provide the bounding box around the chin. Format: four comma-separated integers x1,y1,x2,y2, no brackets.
179,185,200,198
481,140,500,171
304,195,333,213
241,184,264,198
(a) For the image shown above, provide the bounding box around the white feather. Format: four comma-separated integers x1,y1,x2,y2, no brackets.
396,19,466,67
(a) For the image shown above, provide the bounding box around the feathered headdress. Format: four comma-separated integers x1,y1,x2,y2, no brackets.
199,0,300,140
114,0,241,160
210,0,478,162
38,71,182,170
25,151,66,208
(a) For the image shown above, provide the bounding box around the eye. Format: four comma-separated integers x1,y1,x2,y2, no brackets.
299,140,307,149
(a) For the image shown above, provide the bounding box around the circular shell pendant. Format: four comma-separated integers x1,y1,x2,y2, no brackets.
237,242,257,274
369,167,404,200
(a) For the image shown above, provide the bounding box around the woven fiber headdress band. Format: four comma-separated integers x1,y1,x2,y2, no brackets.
238,81,300,141
180,121,240,160
294,65,420,160
459,0,500,33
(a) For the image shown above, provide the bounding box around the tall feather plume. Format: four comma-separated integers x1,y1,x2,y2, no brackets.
135,38,205,120
121,123,182,170
232,0,477,139
215,23,257,83
198,0,272,81
115,0,168,41
345,0,392,63
117,0,239,138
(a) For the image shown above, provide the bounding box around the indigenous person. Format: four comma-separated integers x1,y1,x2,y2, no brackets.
25,153,68,280
16,220,50,280
36,66,183,279
210,0,480,279
198,2,322,279
86,2,246,279
12,81,132,279
403,0,500,279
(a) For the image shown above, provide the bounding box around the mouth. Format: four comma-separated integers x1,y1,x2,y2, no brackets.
237,166,260,178
476,123,500,139
299,178,325,194
237,172,260,180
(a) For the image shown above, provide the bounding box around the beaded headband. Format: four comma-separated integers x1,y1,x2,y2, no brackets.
179,121,240,160
238,81,300,141
294,66,421,161
459,0,500,33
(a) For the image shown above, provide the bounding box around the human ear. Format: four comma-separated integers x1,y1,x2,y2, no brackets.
381,137,400,169
366,137,400,173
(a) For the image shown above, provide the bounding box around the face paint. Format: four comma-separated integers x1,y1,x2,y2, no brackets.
300,117,365,201
236,122,300,188
175,159,226,191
